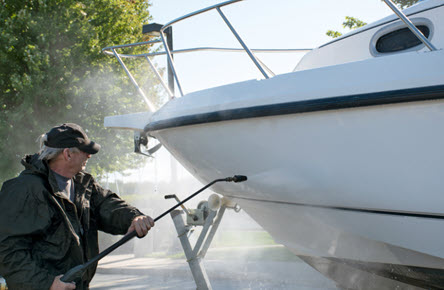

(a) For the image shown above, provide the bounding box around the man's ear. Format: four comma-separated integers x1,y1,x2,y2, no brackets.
62,148,71,161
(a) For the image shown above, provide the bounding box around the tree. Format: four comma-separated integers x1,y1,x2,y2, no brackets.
0,0,161,182
393,0,420,9
327,16,367,38
326,0,420,38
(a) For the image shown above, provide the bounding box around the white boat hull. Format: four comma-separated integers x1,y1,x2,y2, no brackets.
151,98,444,269
104,2,444,286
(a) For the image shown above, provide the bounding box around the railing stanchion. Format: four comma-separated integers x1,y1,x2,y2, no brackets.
111,49,156,112
216,6,270,79
144,56,174,98
160,29,184,97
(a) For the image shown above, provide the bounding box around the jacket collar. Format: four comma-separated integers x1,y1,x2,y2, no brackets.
21,153,94,198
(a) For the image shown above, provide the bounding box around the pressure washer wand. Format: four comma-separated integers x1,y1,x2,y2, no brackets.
61,175,247,283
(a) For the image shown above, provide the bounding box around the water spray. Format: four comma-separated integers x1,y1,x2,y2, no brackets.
61,175,247,283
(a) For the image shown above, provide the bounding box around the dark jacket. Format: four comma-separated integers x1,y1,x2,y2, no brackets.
0,154,144,289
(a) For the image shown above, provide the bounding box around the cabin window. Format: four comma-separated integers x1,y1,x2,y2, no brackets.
375,25,430,53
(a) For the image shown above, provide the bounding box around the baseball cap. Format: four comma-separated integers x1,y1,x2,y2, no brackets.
44,123,101,154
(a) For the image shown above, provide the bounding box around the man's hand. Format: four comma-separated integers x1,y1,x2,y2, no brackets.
127,215,155,238
50,275,76,290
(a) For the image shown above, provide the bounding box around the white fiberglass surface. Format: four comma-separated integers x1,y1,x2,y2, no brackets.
236,198,444,268
151,49,444,122
295,2,444,71
152,99,444,215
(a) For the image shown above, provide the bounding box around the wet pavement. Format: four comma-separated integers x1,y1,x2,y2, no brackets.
90,249,338,290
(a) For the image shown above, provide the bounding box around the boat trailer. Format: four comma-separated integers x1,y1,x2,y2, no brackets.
166,193,241,290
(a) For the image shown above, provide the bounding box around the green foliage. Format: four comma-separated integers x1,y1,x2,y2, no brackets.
0,0,159,182
326,0,420,38
326,16,368,39
342,16,367,30
326,30,343,39
392,0,420,9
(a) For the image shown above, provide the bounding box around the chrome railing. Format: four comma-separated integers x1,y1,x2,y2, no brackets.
103,0,311,105
102,41,310,109
102,0,435,111
102,40,163,111
159,0,295,96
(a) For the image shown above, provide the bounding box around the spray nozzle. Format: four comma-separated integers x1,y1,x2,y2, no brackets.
224,175,248,183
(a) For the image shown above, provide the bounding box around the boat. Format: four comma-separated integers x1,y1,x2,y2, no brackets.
103,0,444,288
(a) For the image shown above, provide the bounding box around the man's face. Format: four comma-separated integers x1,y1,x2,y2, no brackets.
70,150,91,173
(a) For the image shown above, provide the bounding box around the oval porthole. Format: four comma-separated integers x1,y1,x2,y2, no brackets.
375,25,430,53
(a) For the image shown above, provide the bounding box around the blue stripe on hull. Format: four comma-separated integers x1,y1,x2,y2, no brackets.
145,84,444,132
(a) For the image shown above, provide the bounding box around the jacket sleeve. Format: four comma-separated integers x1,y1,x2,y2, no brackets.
91,180,144,235
0,178,55,290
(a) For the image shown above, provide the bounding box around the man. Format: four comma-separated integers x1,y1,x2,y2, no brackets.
0,123,155,289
